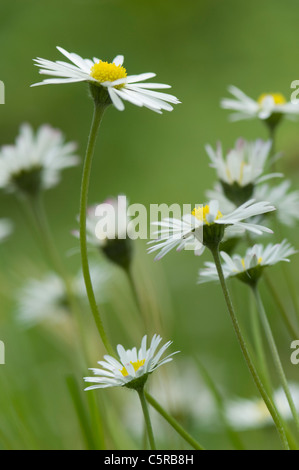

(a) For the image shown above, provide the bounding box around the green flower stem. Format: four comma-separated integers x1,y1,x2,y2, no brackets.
125,266,143,315
79,102,114,357
253,286,299,433
281,263,299,323
32,194,71,283
145,391,205,450
263,273,299,339
210,245,290,450
138,388,156,450
269,125,276,156
249,291,273,397
272,217,299,325
123,265,150,333
18,193,47,253
266,120,279,172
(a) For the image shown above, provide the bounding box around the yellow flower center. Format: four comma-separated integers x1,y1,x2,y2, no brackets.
192,205,223,225
120,359,145,377
257,93,286,106
90,60,127,87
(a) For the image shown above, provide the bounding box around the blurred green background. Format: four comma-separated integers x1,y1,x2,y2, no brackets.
1,0,299,450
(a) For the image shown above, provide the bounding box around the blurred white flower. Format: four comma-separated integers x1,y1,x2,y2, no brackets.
148,200,275,260
73,196,130,248
198,240,296,284
17,264,110,327
0,124,79,195
225,384,299,430
221,86,299,121
32,47,180,113
255,180,299,227
207,179,299,228
73,196,133,269
206,138,279,187
84,334,178,390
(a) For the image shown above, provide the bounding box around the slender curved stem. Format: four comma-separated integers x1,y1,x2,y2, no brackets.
267,122,279,172
263,273,299,339
253,286,299,433
282,263,299,323
145,391,205,450
210,245,289,450
79,103,114,356
138,388,156,450
249,290,273,397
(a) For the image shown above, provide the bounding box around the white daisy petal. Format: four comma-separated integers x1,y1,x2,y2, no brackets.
113,55,124,66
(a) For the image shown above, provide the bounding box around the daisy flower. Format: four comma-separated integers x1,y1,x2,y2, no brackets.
84,334,178,391
32,47,180,113
0,124,79,196
221,86,299,122
225,384,299,430
73,196,133,269
198,240,296,285
148,199,275,261
206,138,280,188
73,196,131,247
0,219,13,242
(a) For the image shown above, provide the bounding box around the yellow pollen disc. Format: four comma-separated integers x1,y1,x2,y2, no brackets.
120,359,145,377
257,93,286,106
258,257,263,265
90,61,127,86
192,205,223,225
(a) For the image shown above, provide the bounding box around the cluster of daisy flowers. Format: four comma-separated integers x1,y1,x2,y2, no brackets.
144,82,299,447
3,43,299,450
147,88,299,272
27,47,182,400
